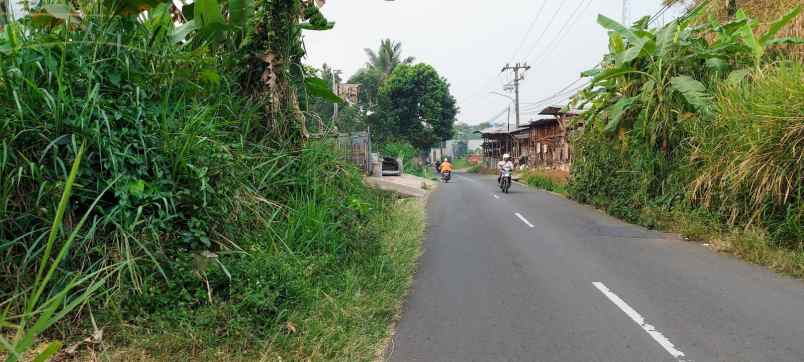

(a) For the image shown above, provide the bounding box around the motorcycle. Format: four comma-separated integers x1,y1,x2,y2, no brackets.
441,170,452,183
499,169,512,193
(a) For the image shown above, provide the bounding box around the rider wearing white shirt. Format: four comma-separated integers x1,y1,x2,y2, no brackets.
497,154,514,183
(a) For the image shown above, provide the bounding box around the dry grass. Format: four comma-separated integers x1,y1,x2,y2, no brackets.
680,0,804,57
711,230,804,278
687,63,803,243
523,169,569,184
640,206,804,279
519,168,570,195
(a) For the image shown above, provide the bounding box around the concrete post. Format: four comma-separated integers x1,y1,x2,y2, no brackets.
397,157,404,175
370,153,382,177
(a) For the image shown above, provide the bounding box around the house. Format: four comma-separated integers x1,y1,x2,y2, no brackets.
529,106,579,171
479,106,580,171
477,126,512,168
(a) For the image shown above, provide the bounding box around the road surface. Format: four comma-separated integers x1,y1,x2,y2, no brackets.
388,173,804,362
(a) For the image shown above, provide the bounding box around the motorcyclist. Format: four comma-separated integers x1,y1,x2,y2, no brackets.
497,154,514,184
439,158,453,182
439,158,453,174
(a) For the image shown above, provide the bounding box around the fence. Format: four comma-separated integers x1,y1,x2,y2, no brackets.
336,130,372,174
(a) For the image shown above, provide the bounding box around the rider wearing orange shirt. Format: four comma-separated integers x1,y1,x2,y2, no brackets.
439,158,453,173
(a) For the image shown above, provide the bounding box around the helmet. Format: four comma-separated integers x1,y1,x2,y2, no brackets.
503,153,511,159
443,158,448,162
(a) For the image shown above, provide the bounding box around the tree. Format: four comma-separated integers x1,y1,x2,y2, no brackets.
364,39,415,80
373,64,458,151
347,39,414,109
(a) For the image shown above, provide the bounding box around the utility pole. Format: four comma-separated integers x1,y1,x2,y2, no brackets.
501,62,530,129
332,69,342,127
622,0,630,25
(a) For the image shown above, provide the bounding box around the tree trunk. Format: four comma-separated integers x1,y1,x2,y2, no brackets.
727,0,738,17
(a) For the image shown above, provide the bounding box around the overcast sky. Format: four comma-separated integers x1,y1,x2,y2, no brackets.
304,0,684,125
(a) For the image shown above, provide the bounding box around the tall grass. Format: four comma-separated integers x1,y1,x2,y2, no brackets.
1,143,116,362
690,62,804,245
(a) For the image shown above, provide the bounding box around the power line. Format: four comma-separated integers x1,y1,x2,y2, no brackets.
522,1,683,113
507,0,549,63
458,72,507,104
485,106,512,125
649,3,672,24
521,1,569,60
528,0,594,68
521,77,587,105
510,2,687,122
521,81,590,113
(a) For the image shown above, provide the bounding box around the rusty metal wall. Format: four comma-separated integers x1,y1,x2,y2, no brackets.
336,131,372,174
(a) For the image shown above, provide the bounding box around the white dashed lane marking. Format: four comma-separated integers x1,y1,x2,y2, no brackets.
515,213,535,228
593,282,690,362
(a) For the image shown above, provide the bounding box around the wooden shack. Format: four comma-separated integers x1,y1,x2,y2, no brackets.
528,106,578,171
479,106,580,170
478,127,511,168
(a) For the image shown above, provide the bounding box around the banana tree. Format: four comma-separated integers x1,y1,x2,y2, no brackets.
574,1,802,150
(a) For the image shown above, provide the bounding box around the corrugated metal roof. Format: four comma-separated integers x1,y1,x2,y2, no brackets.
529,118,559,127
477,125,529,135
538,106,582,117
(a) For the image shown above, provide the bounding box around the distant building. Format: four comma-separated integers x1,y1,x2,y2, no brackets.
479,106,581,171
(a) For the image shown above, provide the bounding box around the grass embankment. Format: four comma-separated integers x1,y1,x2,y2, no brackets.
451,158,472,170
520,169,569,195
466,164,482,173
572,63,804,278
568,3,804,278
0,4,426,361
102,198,425,361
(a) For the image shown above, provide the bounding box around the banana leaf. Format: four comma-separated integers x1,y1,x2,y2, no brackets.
604,97,636,134
670,75,711,115
760,5,802,44
304,77,344,104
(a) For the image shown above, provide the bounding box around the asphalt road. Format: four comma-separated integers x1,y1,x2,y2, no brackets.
388,173,804,362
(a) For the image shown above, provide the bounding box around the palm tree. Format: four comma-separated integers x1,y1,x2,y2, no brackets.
363,39,415,80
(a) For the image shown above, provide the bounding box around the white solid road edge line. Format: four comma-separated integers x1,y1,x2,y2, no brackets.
592,282,690,362
514,213,535,228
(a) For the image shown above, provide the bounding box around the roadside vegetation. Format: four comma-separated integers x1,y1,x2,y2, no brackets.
520,169,569,196
451,158,472,170
466,164,482,174
569,1,804,276
0,1,426,360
